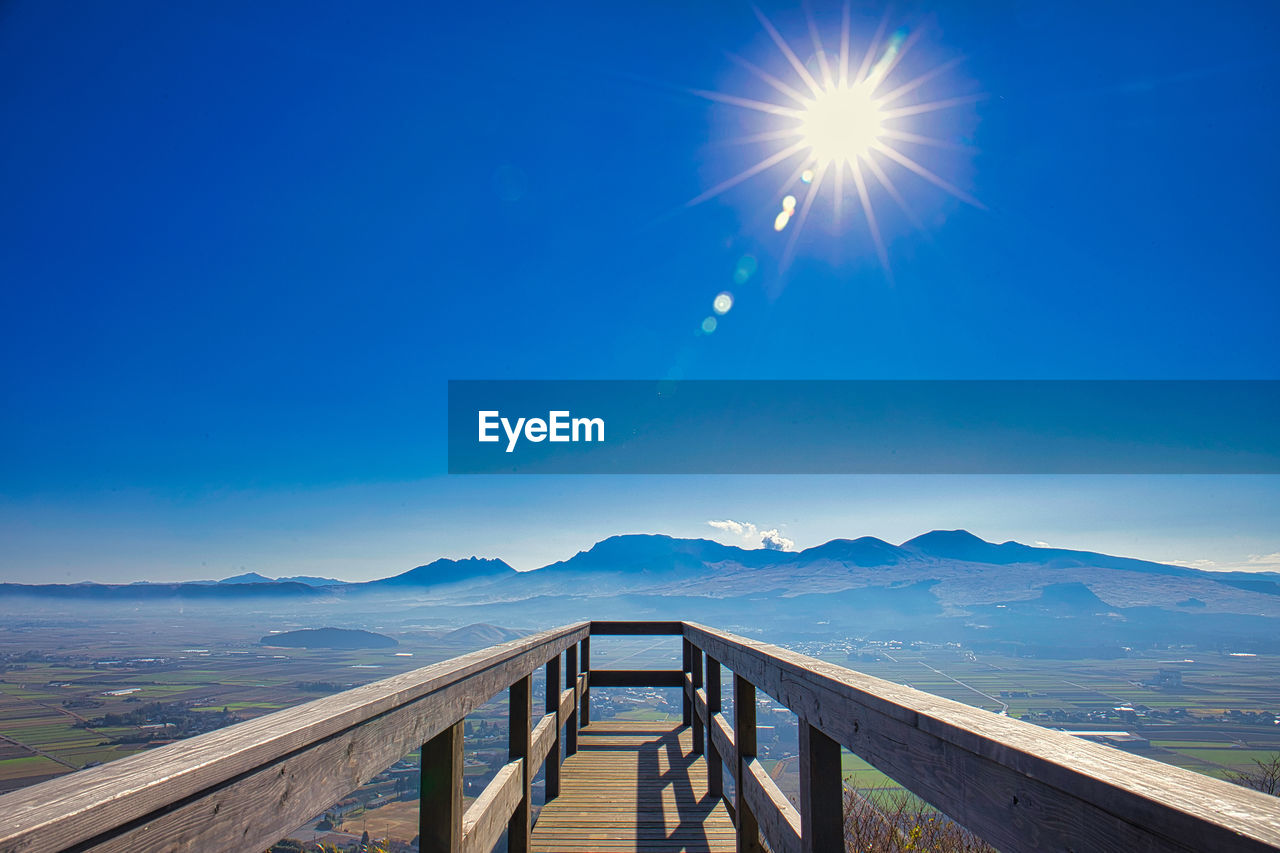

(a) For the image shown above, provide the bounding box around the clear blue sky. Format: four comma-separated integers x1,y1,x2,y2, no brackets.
1,1,1277,582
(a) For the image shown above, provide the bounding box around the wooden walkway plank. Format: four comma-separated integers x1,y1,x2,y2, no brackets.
531,721,736,853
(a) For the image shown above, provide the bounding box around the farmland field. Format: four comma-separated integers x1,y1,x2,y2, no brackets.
1,607,1277,848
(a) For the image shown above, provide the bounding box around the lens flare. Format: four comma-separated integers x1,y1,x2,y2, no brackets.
713,292,733,314
685,6,984,272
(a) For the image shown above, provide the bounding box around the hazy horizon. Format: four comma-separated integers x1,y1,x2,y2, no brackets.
4,473,1277,584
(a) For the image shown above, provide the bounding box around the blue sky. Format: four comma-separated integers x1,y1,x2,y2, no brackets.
1,1,1277,582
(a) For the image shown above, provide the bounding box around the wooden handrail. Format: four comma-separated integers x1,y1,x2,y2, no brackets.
589,620,684,635
460,758,522,853
4,618,1279,853
679,621,1280,853
0,621,589,853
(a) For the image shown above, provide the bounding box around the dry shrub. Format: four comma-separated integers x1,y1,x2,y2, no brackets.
844,788,997,852
1224,753,1280,797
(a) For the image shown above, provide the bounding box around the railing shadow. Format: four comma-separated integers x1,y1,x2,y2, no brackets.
579,723,720,850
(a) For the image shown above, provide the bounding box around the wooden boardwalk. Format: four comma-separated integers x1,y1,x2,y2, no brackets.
531,721,736,852
8,622,1280,853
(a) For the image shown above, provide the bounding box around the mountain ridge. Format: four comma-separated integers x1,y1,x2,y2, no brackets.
360,556,517,588
3,531,1275,615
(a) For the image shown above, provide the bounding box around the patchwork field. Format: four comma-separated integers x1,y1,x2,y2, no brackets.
0,609,490,793
1,608,1277,845
809,643,1280,785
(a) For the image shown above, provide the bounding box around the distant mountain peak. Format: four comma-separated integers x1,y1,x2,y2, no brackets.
368,556,516,587
541,533,762,576
900,529,1014,563
798,537,906,566
216,571,341,587
441,623,528,645
903,529,986,548
218,572,274,584
278,575,344,587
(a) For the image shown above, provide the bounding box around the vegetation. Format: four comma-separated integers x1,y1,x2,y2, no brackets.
296,681,346,692
843,789,996,852
262,628,397,650
83,701,237,742
1225,753,1280,797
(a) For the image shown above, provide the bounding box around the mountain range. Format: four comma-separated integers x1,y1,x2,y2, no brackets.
5,530,1278,652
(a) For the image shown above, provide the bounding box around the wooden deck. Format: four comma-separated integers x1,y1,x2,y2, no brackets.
6,621,1280,853
532,721,736,852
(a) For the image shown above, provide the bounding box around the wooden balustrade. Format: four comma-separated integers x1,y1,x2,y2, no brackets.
2,619,1279,853
0,622,590,853
677,621,1280,853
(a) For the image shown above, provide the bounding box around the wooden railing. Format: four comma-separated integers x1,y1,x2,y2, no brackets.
585,620,1280,852
672,621,1280,853
2,619,1279,852
0,622,591,853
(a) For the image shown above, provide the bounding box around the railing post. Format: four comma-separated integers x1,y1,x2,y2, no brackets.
691,644,705,755
580,636,591,726
419,720,462,853
706,653,722,799
545,654,562,801
509,674,532,853
565,642,579,756
681,638,693,726
734,674,763,853
799,720,842,853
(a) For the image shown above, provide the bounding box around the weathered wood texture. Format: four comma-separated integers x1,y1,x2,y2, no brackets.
544,655,562,801
691,648,705,756
462,759,523,853
419,720,463,853
683,621,1280,853
798,721,841,853
705,655,723,800
733,674,765,853
709,712,735,784
530,721,735,852
508,674,533,853
742,758,800,853
589,621,685,635
683,640,694,727
559,687,576,728
531,713,557,783
0,622,587,853
580,638,592,726
565,644,579,758
589,669,685,688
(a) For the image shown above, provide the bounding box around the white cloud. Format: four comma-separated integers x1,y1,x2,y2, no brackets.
1169,553,1280,573
1244,553,1280,572
707,519,795,551
707,520,747,537
760,529,795,551
1169,559,1221,570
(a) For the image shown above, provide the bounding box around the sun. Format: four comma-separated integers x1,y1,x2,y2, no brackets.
799,83,884,167
686,6,983,271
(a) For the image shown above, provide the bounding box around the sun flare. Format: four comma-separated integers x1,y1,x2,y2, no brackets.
799,83,884,166
687,6,983,271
